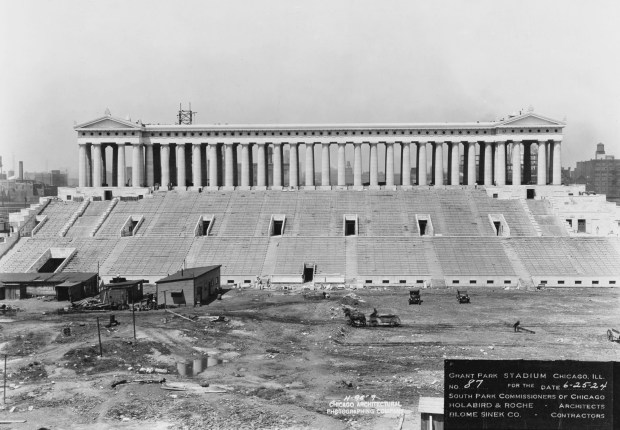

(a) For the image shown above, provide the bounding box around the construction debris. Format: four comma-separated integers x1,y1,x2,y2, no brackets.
165,308,197,323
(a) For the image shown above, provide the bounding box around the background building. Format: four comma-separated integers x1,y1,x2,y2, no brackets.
573,143,620,204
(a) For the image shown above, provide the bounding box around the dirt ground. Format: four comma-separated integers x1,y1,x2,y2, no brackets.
0,286,619,429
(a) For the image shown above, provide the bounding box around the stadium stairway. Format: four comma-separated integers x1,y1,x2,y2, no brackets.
65,201,110,237
501,239,534,289
345,237,358,282
466,191,493,236
421,237,444,285
518,199,542,236
59,199,90,237
526,200,569,237
90,198,119,237
261,237,280,277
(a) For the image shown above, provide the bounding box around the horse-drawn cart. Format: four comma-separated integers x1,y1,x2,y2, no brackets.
607,328,620,342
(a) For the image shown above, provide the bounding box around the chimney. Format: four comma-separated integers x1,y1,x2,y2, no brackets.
18,161,23,180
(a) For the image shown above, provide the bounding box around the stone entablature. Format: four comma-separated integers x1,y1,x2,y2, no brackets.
75,110,565,189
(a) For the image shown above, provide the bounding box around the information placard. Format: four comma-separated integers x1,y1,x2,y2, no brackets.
444,360,616,430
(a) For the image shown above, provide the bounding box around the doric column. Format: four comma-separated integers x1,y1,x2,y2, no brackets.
78,144,87,187
289,143,299,187
224,144,234,187
418,142,427,186
176,144,186,187
402,142,411,186
450,142,460,185
523,142,532,184
130,143,140,187
496,142,506,186
248,143,254,186
92,143,102,187
257,142,267,187
492,143,497,184
385,142,395,186
537,141,547,185
145,143,154,187
101,145,107,185
273,142,283,187
208,144,218,187
552,140,562,185
216,144,224,186
232,144,238,186
547,142,553,184
467,142,476,185
192,143,202,187
512,141,522,185
337,143,346,186
434,142,443,186
160,144,170,187
369,143,379,186
118,143,126,187
112,146,118,186
240,143,250,187
353,142,362,187
305,143,315,186
321,143,331,186
484,142,493,185
477,142,485,184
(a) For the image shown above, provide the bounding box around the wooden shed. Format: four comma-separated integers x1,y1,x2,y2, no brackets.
99,278,144,308
0,273,98,301
156,266,221,306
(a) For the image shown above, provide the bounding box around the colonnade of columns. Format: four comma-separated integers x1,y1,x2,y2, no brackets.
78,139,562,188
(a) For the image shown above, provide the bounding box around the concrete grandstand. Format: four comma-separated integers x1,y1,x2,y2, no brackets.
2,185,620,288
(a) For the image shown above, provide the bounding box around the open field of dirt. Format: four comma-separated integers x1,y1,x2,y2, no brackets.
0,286,619,429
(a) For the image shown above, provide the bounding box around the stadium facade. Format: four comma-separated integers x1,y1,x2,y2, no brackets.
2,110,620,291
75,110,564,189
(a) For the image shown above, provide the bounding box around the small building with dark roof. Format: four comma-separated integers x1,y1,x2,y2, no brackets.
0,272,98,301
156,266,221,306
99,277,145,308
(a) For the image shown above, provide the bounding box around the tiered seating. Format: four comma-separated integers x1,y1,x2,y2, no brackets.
65,201,109,237
526,200,568,236
564,238,620,276
297,193,334,236
3,189,618,284
357,237,429,274
0,238,56,272
34,201,81,237
366,192,411,236
333,192,368,236
472,191,538,236
272,238,345,275
433,237,515,275
401,189,443,235
436,190,481,235
506,238,579,275
102,237,195,276
219,192,265,236
185,237,268,275
62,238,117,272
526,200,551,215
95,211,132,237
509,237,620,276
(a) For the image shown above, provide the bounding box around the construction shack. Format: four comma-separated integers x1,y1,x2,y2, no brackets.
0,273,98,301
99,278,144,308
156,266,221,306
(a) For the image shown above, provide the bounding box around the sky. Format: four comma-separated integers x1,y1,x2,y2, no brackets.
1,0,619,176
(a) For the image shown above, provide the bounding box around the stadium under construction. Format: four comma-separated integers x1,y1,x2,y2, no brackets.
2,111,620,288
